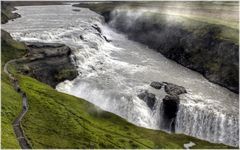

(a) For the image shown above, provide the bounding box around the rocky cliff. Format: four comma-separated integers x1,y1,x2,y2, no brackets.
16,42,78,88
108,12,239,93
75,2,239,93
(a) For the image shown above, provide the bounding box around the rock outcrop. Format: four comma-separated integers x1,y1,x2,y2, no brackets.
161,94,180,132
162,95,180,119
138,90,156,109
18,42,78,87
92,24,102,33
163,82,187,95
149,81,187,132
150,81,163,90
1,1,21,24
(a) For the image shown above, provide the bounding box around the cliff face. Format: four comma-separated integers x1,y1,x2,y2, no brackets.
1,1,78,88
104,10,239,93
78,4,239,93
16,42,78,88
73,2,239,93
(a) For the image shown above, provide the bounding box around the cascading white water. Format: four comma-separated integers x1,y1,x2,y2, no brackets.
175,94,239,147
2,5,239,147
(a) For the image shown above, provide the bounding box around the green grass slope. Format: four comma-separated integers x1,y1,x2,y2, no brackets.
1,30,234,149
1,74,21,149
18,75,233,149
1,30,26,148
1,30,26,66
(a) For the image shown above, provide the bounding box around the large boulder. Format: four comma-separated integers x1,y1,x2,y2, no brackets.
161,94,180,132
164,82,187,95
138,91,156,109
150,81,163,89
162,95,180,119
137,90,148,100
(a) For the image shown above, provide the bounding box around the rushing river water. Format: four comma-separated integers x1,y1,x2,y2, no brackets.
2,5,239,147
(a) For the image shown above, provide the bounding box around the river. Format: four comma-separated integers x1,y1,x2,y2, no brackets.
2,4,239,147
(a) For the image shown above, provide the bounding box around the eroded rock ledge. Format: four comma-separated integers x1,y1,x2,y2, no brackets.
17,42,78,88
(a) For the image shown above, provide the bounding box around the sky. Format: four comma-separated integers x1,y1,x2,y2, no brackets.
2,0,239,2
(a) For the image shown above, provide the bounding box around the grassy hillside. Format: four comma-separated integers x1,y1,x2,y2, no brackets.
1,74,21,149
1,30,26,66
1,30,27,148
1,32,234,148
18,75,233,149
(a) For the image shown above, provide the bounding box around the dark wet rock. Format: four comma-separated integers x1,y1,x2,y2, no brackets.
96,33,102,38
150,81,163,89
18,42,78,88
92,24,102,33
137,91,147,100
103,36,112,42
144,93,156,109
26,42,65,48
72,9,81,12
162,95,180,120
79,35,84,40
161,94,180,132
26,42,71,57
164,82,187,95
138,91,156,109
13,12,21,18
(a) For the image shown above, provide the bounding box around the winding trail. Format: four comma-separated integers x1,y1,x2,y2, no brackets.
4,58,31,149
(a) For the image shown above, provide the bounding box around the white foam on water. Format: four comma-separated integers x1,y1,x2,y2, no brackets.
2,5,239,147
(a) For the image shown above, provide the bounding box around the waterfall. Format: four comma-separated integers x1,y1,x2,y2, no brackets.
2,5,239,147
175,103,239,147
